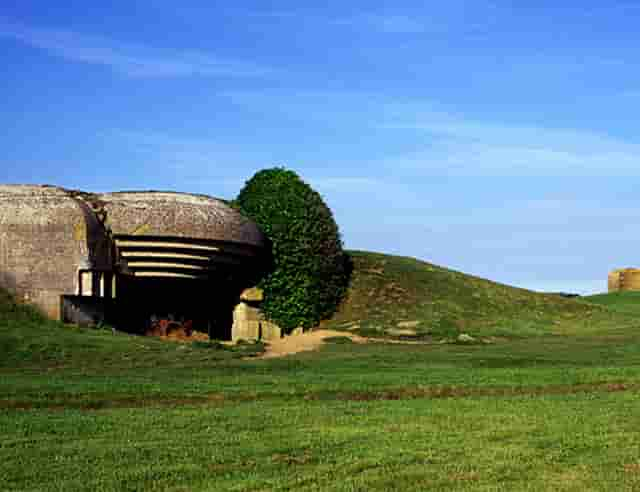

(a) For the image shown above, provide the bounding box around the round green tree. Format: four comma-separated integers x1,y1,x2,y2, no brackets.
236,168,350,332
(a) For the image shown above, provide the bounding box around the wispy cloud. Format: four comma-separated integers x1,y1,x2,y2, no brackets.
0,18,272,78
221,90,640,177
381,114,640,176
425,198,640,232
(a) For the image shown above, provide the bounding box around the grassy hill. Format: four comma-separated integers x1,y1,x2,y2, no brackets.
325,250,616,339
3,253,640,490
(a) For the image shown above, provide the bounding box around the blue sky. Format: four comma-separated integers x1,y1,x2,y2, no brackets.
1,1,639,294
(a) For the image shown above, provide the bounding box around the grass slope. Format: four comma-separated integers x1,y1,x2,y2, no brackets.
326,250,616,339
585,291,640,316
0,288,264,372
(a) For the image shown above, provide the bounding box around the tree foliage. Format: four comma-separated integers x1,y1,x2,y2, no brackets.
236,168,351,331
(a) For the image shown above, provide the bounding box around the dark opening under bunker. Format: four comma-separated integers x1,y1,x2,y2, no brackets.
115,273,243,339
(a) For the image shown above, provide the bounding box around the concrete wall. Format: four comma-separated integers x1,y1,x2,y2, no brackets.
231,288,282,342
231,302,282,342
608,269,623,292
619,269,640,292
0,186,112,319
608,268,640,293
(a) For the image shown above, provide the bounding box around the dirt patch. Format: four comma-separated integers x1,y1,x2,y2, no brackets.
366,336,434,345
115,381,640,404
305,381,640,402
624,464,640,474
397,320,420,329
162,329,209,342
386,328,417,336
257,330,366,359
253,327,444,359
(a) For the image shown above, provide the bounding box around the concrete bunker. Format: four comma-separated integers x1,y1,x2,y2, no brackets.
0,185,277,341
608,268,640,293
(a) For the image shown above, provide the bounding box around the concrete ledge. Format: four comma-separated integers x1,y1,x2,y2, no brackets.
240,287,264,302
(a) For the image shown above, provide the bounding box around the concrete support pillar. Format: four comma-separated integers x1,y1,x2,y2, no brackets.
230,287,283,342
79,271,92,296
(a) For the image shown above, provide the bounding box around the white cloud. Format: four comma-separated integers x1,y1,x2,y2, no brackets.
221,89,640,177
379,112,640,176
0,18,273,78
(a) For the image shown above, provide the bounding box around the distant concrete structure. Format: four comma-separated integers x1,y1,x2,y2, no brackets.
608,268,640,293
0,184,279,341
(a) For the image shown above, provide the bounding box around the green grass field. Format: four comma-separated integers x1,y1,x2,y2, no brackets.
2,252,640,491
585,291,640,316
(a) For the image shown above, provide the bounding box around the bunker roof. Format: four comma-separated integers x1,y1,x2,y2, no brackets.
98,191,265,248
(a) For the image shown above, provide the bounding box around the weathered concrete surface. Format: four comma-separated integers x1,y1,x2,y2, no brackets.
99,191,265,248
231,302,261,341
231,300,282,342
240,287,264,302
0,185,111,318
609,268,640,292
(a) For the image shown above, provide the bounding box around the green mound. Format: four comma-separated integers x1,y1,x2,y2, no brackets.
584,291,640,316
325,251,613,339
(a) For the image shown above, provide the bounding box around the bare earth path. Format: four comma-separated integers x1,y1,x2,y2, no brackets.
256,330,491,359
258,330,367,359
